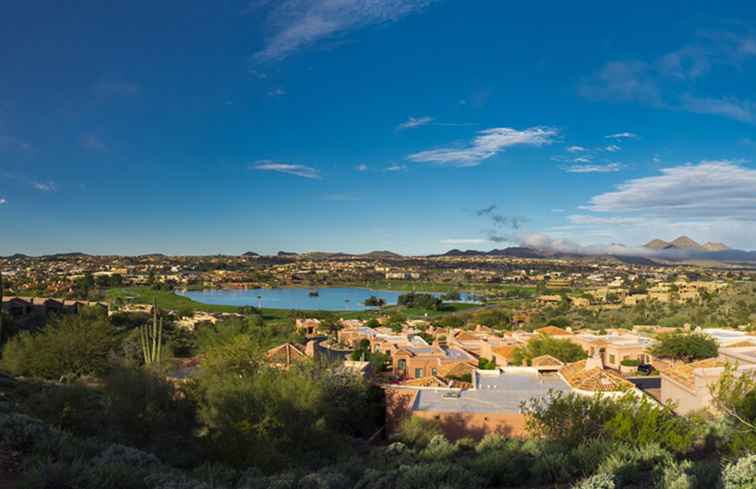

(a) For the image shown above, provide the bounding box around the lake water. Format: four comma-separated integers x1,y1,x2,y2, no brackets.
178,287,473,311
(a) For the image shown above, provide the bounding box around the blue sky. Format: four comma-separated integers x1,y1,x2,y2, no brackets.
2,1,756,255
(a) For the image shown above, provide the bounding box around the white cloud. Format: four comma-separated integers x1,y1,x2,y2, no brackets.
441,238,487,245
606,132,638,140
572,157,592,163
253,160,321,179
564,163,622,173
587,160,756,220
605,144,621,152
680,95,754,123
398,116,433,129
0,197,6,205
33,181,57,192
385,164,406,172
408,126,558,167
355,164,368,172
579,60,663,106
268,87,287,97
252,0,435,62
567,145,586,153
568,214,642,226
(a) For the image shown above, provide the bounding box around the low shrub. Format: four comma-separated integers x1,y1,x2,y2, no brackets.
396,416,443,448
723,454,756,489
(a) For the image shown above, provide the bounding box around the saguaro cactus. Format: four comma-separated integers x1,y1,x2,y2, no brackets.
140,299,163,366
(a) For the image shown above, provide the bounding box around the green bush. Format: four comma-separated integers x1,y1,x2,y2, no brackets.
620,358,640,367
571,473,616,489
396,416,443,448
650,331,718,362
1,312,118,379
419,435,458,460
723,454,756,489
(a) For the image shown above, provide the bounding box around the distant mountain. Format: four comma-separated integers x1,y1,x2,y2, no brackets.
360,250,403,259
644,236,710,252
669,236,704,251
440,247,545,258
242,251,260,257
277,251,299,257
643,239,671,250
702,242,730,252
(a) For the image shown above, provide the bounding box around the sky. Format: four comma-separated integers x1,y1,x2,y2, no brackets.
2,1,756,256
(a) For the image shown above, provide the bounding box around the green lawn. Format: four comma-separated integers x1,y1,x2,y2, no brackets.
106,287,242,314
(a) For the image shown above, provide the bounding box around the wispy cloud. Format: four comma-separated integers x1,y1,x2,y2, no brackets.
564,163,622,173
253,160,321,179
268,87,287,97
355,164,369,172
251,0,436,62
606,132,638,140
385,163,406,172
605,144,621,152
568,214,642,226
398,116,433,129
33,181,57,192
0,197,6,205
680,95,754,123
408,126,558,167
566,145,587,153
580,31,756,123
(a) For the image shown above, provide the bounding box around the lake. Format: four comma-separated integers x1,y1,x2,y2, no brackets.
177,287,474,311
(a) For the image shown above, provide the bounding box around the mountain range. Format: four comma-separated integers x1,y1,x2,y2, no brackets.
643,236,730,252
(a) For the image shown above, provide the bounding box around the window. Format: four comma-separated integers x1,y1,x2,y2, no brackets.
609,354,616,364
398,359,406,372
431,368,437,376
415,368,424,378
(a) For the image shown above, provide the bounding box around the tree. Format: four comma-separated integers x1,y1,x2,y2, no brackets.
511,334,587,366
1,310,118,379
650,331,718,362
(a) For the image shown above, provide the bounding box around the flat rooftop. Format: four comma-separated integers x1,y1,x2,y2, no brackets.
413,370,569,414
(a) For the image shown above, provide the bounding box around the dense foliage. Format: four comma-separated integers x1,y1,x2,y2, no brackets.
397,292,444,310
650,331,719,362
511,334,588,365
1,309,118,379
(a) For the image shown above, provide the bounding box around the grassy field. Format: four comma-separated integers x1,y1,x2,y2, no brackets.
107,287,243,313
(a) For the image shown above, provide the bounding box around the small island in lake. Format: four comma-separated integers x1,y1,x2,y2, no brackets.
363,295,386,307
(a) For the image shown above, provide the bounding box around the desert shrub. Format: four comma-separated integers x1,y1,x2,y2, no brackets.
523,391,620,447
84,462,150,489
658,460,696,489
571,473,616,489
1,311,118,379
475,433,508,453
419,435,458,460
17,460,88,489
524,391,698,453
22,382,105,436
397,416,443,448
530,450,573,484
93,443,161,468
192,462,238,488
144,471,212,489
569,439,617,477
103,367,197,455
466,441,533,487
299,468,352,489
393,462,483,489
0,412,54,453
722,454,756,489
511,334,587,366
596,443,674,488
